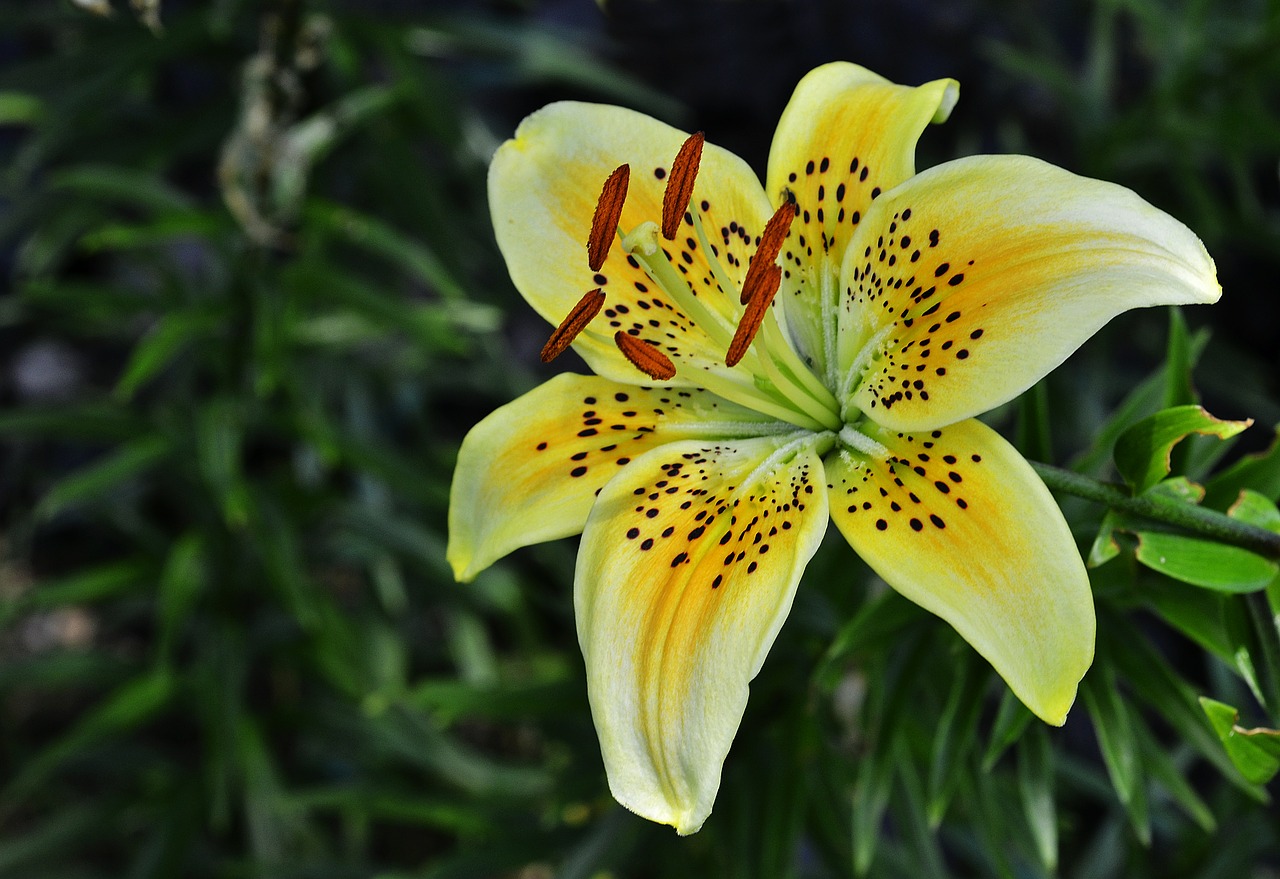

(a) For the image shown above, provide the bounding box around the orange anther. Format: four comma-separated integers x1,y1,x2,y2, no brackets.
614,330,677,380
726,265,781,366
661,132,705,241
740,201,796,304
587,164,630,271
541,288,605,363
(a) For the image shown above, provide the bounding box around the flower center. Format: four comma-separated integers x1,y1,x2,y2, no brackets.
541,133,850,433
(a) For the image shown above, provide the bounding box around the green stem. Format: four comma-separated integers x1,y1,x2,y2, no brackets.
1028,461,1280,560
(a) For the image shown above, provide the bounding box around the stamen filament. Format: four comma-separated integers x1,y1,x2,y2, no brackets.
622,222,733,348
753,349,843,431
541,288,605,362
758,317,842,414
587,164,630,271
688,206,841,427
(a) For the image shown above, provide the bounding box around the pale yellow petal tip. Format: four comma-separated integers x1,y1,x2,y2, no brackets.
1032,685,1078,728
611,786,709,836
445,543,478,584
1019,645,1094,728
929,78,960,124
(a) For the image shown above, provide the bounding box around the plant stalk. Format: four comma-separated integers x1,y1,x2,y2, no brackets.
1029,461,1280,560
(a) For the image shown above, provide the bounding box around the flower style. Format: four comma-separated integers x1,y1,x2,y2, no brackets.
447,63,1220,835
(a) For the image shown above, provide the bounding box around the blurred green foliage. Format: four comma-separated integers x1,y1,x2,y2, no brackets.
0,1,1277,877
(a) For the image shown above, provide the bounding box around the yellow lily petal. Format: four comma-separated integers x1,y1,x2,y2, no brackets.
447,373,778,582
826,417,1094,724
575,433,829,834
489,102,773,385
839,155,1221,431
764,62,958,380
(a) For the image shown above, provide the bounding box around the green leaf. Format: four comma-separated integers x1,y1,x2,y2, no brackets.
0,91,43,126
50,164,195,214
816,590,926,687
926,650,986,827
852,739,895,877
36,435,170,519
2,668,175,810
1134,531,1276,593
1228,489,1280,533
1138,576,1234,663
1130,717,1215,832
1204,424,1280,509
156,533,206,658
1081,665,1150,843
1114,405,1251,494
114,312,219,401
1104,610,1265,799
306,200,468,302
1087,510,1123,567
982,688,1033,770
1199,698,1280,784
1017,725,1057,871
1162,306,1196,409
79,211,225,252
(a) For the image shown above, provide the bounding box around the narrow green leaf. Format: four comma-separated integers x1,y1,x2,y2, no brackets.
1199,698,1280,784
22,560,148,610
36,435,169,520
983,688,1033,770
0,404,143,440
1104,610,1266,799
196,399,250,527
1114,405,1251,494
1162,306,1196,409
1017,725,1057,871
156,533,206,658
1131,716,1215,832
895,744,948,878
926,651,986,826
306,200,468,301
114,312,218,401
1134,531,1276,593
1015,379,1053,464
1228,489,1280,533
852,743,895,877
50,164,195,214
817,590,925,687
1082,666,1150,843
1,668,174,810
79,211,225,252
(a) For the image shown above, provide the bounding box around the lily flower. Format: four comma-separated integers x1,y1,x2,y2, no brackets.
447,63,1220,835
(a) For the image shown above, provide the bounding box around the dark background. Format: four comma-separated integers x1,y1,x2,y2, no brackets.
1,1,1277,876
